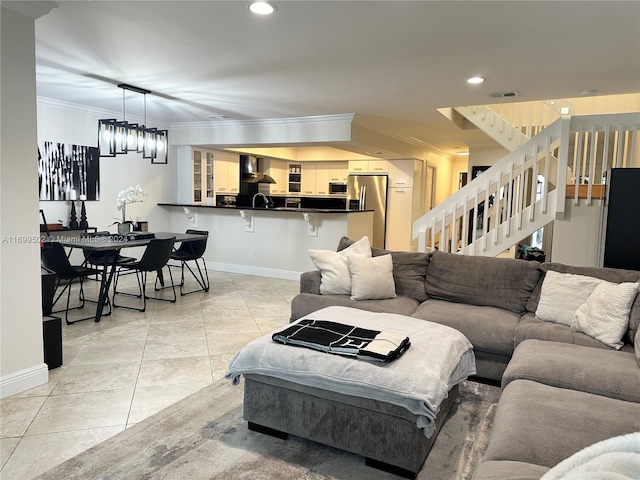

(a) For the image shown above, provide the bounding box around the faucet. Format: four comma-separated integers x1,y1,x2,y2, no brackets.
252,192,271,208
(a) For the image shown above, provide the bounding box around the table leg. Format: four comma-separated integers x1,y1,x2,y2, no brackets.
95,249,120,322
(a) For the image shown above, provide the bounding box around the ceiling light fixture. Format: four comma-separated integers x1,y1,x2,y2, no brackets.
466,76,485,85
457,151,469,156
98,84,168,164
249,2,274,14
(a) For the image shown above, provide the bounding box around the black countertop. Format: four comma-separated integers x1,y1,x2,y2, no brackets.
158,203,372,214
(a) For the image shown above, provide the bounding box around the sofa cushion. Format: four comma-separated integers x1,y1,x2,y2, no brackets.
526,262,640,344
502,339,640,403
337,236,430,302
425,251,541,314
290,292,419,322
570,281,640,349
636,328,640,368
515,313,617,350
472,460,549,480
484,379,640,469
411,299,520,356
348,254,396,300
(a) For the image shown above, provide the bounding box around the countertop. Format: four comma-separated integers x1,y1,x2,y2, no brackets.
158,203,373,213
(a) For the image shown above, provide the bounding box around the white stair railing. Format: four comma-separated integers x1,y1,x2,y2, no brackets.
413,113,640,256
454,100,571,152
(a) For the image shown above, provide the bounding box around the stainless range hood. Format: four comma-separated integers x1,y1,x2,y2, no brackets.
240,155,276,184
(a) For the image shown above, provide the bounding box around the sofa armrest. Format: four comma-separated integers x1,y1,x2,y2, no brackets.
300,270,321,294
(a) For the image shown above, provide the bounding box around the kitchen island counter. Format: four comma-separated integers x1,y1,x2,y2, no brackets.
158,203,372,214
158,203,374,280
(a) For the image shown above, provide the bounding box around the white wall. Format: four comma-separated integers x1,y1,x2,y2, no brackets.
551,199,605,267
37,103,174,235
165,207,373,279
0,7,48,397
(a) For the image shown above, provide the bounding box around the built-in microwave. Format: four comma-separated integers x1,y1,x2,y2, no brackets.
329,182,347,195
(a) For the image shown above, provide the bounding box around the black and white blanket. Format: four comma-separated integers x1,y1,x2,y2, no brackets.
272,319,411,362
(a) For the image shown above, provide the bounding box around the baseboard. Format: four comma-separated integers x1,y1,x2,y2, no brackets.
204,261,302,281
0,363,49,399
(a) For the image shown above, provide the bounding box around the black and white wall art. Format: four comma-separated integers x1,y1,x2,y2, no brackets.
38,141,100,201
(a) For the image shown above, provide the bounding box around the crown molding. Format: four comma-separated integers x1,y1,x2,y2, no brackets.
1,1,58,19
170,113,356,130
351,114,451,159
36,97,169,128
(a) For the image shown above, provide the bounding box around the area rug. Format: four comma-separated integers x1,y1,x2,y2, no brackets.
37,378,500,480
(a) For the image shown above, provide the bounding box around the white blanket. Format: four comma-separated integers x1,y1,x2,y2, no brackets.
225,306,476,437
541,432,640,480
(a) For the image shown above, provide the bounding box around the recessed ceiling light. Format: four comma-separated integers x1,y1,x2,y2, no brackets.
467,76,485,85
457,151,469,156
249,2,274,14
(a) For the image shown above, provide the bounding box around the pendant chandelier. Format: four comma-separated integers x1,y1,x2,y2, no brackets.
98,83,168,164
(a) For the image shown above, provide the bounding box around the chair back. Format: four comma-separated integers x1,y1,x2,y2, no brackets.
41,242,77,279
82,231,112,263
136,237,176,272
175,229,208,259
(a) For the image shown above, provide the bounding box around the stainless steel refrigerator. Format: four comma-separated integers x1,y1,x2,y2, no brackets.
347,175,388,249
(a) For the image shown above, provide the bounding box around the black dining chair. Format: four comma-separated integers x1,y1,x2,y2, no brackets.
41,241,110,325
113,237,176,311
163,229,209,296
81,231,136,280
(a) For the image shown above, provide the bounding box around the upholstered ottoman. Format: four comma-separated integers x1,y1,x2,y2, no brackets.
226,306,476,478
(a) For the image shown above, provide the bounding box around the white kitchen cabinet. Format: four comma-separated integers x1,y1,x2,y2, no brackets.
265,158,288,195
178,147,214,204
329,161,348,183
301,162,317,195
214,151,240,194
385,188,414,251
388,159,416,188
348,160,389,174
315,162,330,195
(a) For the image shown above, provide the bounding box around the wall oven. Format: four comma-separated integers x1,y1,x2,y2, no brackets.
329,182,347,195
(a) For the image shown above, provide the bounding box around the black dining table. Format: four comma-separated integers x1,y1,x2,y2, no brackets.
57,231,207,322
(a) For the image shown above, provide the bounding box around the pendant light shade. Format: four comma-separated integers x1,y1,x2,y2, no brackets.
98,83,168,164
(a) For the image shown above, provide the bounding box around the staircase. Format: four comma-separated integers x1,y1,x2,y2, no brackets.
412,112,639,255
454,100,569,152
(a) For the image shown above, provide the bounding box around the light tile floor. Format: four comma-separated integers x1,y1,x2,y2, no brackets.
0,270,298,479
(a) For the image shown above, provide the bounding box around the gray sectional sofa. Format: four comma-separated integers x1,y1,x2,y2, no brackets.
290,237,640,478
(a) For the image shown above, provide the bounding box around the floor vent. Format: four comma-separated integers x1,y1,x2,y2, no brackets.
487,91,519,99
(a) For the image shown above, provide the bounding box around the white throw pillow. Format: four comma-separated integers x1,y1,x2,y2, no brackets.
571,281,639,349
536,271,605,326
308,236,371,295
348,254,396,301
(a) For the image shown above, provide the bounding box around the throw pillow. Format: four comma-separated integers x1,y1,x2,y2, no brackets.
348,254,396,300
337,236,430,302
570,281,639,349
308,236,371,295
535,270,605,326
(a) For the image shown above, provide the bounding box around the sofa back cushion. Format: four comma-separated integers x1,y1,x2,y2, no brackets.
526,262,640,344
337,237,430,302
425,251,541,314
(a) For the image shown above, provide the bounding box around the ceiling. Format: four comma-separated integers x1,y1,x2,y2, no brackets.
28,1,640,156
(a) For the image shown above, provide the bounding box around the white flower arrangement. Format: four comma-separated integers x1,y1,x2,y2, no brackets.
116,185,147,224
